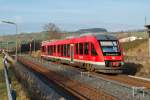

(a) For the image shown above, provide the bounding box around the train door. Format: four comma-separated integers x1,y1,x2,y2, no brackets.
70,44,74,63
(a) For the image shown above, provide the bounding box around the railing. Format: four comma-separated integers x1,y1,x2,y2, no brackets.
3,55,16,100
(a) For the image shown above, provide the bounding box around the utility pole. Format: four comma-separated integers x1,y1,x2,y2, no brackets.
29,37,33,55
30,41,32,55
7,42,8,52
34,39,35,52
1,21,18,61
145,25,150,57
19,34,23,56
145,16,147,26
0,41,2,50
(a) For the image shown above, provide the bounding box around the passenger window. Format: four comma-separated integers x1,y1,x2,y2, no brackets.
48,46,51,54
57,45,60,53
64,44,67,56
42,46,45,52
54,45,56,53
91,43,97,56
75,43,78,54
84,42,89,55
79,43,83,55
48,46,53,55
61,45,63,56
67,44,70,56
59,45,61,53
51,46,54,54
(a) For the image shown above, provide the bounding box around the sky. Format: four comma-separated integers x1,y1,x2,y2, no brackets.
0,0,150,35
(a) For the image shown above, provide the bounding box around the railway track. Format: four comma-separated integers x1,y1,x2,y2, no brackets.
41,57,150,89
13,55,150,100
17,56,117,100
48,57,150,89
95,74,150,89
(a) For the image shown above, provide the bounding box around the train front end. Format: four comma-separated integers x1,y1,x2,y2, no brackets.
97,35,124,73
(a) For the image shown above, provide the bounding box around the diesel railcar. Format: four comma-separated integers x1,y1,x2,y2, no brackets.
41,35,124,73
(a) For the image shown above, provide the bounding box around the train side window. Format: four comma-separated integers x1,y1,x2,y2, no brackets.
42,46,43,52
67,44,70,57
51,46,53,54
75,43,78,54
57,45,61,53
50,46,52,55
79,43,83,55
84,42,89,55
61,45,63,56
54,45,56,53
45,46,46,52
64,44,67,56
48,46,50,54
91,43,97,56
57,45,59,53
59,45,61,53
42,46,45,52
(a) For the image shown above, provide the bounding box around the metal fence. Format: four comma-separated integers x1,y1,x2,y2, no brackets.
3,58,16,100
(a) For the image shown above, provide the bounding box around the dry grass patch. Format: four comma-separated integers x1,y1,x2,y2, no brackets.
123,39,150,78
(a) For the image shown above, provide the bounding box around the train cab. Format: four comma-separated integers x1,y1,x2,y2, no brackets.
95,35,124,73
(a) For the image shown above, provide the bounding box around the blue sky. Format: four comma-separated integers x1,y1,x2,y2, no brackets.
0,0,150,34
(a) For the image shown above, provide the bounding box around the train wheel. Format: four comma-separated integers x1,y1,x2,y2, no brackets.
85,64,94,72
89,64,95,72
85,63,89,71
80,63,85,69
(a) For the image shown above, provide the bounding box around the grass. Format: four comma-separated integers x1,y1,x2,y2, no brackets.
122,39,150,78
0,54,30,100
121,39,147,52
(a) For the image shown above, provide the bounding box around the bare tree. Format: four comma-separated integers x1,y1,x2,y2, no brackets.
43,23,60,32
43,23,62,39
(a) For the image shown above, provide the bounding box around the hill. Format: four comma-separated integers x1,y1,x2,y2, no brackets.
76,28,107,33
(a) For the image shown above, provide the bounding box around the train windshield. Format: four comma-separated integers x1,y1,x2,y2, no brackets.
99,41,121,56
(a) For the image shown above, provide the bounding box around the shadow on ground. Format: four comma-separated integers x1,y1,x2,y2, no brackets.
122,62,143,75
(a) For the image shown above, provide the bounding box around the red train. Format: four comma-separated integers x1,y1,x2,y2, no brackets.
41,34,124,73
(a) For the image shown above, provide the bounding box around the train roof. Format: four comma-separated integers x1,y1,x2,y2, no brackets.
42,34,118,46
95,34,117,40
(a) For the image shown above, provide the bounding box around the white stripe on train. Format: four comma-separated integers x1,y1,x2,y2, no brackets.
41,55,105,65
